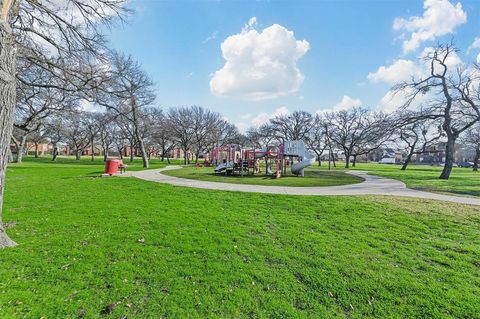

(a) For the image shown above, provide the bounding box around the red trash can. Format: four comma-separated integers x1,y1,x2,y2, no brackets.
104,159,120,175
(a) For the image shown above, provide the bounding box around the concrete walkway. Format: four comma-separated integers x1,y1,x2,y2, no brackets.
127,166,480,206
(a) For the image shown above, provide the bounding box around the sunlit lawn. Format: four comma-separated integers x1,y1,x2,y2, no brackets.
0,158,479,318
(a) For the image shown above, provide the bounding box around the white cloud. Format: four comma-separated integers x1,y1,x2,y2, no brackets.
393,0,467,53
317,95,362,113
467,37,480,53
477,53,480,64
368,48,463,86
368,59,424,84
210,18,310,101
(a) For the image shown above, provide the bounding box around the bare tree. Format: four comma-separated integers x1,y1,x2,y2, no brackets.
305,114,328,166
44,116,64,161
189,106,225,163
95,53,156,168
63,112,91,160
394,43,480,179
269,111,313,141
98,113,117,161
168,107,195,164
397,117,443,170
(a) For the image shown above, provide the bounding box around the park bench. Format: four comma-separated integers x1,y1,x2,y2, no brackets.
119,161,128,174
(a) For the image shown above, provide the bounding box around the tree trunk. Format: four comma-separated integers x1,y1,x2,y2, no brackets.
8,149,14,163
401,145,415,171
352,155,357,167
91,140,95,161
75,149,81,160
52,144,58,161
345,153,350,169
183,146,188,165
34,142,39,158
15,134,27,163
439,136,455,179
129,141,134,162
137,137,149,168
117,146,123,160
473,148,479,172
0,21,18,248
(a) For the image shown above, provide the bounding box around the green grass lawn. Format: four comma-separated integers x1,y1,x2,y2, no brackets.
161,166,364,187
1,158,479,318
336,163,480,197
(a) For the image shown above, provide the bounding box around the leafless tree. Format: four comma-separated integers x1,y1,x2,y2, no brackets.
305,114,328,166
397,116,443,170
269,111,313,142
394,43,480,179
44,115,65,161
326,108,392,168
63,112,91,160
168,107,195,164
189,106,225,163
95,52,156,168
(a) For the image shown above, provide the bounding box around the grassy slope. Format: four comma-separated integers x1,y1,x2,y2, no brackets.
162,166,364,187
341,163,480,197
0,159,479,318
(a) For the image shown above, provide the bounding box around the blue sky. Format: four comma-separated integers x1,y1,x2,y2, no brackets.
107,0,480,130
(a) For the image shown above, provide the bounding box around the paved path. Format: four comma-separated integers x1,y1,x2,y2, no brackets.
127,166,480,206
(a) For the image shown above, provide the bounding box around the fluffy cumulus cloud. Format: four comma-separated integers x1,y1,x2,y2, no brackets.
393,0,467,53
210,17,310,101
368,59,425,84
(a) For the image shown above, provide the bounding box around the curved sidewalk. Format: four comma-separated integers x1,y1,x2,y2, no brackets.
128,166,480,206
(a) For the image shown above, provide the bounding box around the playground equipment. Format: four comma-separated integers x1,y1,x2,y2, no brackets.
211,140,316,178
285,140,317,177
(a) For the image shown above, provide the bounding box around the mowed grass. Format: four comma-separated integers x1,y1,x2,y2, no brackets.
337,163,480,197
0,159,479,318
162,166,363,187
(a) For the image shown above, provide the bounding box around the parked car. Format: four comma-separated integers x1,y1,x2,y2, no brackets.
458,161,474,168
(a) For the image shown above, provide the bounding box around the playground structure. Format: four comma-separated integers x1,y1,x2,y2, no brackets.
211,140,316,178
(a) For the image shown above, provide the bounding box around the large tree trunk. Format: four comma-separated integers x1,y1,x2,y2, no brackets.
473,148,479,172
352,155,357,167
75,149,81,160
34,142,39,158
0,21,18,248
439,136,455,179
